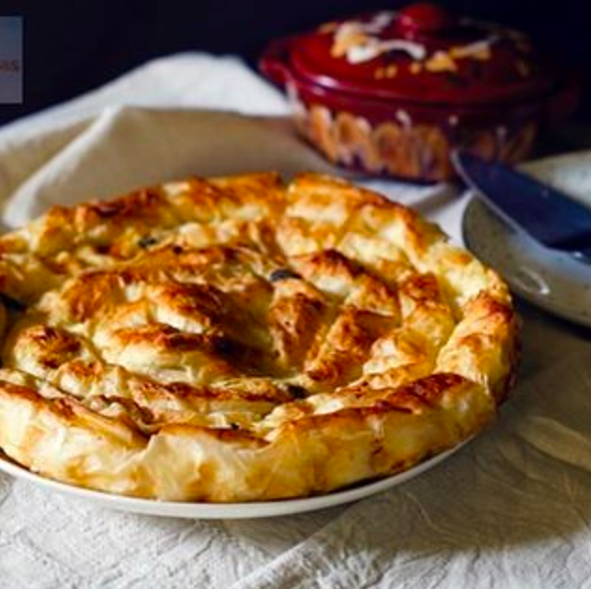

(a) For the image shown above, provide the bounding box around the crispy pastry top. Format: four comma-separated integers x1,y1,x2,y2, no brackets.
0,173,518,501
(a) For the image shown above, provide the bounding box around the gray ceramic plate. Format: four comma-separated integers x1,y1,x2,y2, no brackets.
463,151,591,328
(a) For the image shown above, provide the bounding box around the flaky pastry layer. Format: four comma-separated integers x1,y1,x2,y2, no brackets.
0,173,518,501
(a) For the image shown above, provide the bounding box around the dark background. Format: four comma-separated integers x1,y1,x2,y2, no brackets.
1,0,589,126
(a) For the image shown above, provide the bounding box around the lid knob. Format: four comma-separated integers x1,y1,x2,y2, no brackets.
396,3,455,36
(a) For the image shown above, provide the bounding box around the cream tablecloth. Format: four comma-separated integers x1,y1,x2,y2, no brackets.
1,53,590,589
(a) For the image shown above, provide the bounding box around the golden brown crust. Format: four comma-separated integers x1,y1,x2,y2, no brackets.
0,172,518,501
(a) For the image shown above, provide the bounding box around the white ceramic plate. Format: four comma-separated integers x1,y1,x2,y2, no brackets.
0,446,462,519
463,151,591,328
0,110,473,519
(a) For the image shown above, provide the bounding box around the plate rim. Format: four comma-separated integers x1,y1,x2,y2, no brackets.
462,197,591,329
0,444,464,519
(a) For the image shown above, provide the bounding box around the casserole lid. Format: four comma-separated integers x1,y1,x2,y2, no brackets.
287,3,558,106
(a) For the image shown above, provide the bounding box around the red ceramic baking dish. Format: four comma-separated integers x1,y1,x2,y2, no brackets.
260,3,580,182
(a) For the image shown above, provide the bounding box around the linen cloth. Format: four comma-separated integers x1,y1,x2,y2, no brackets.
0,53,590,589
